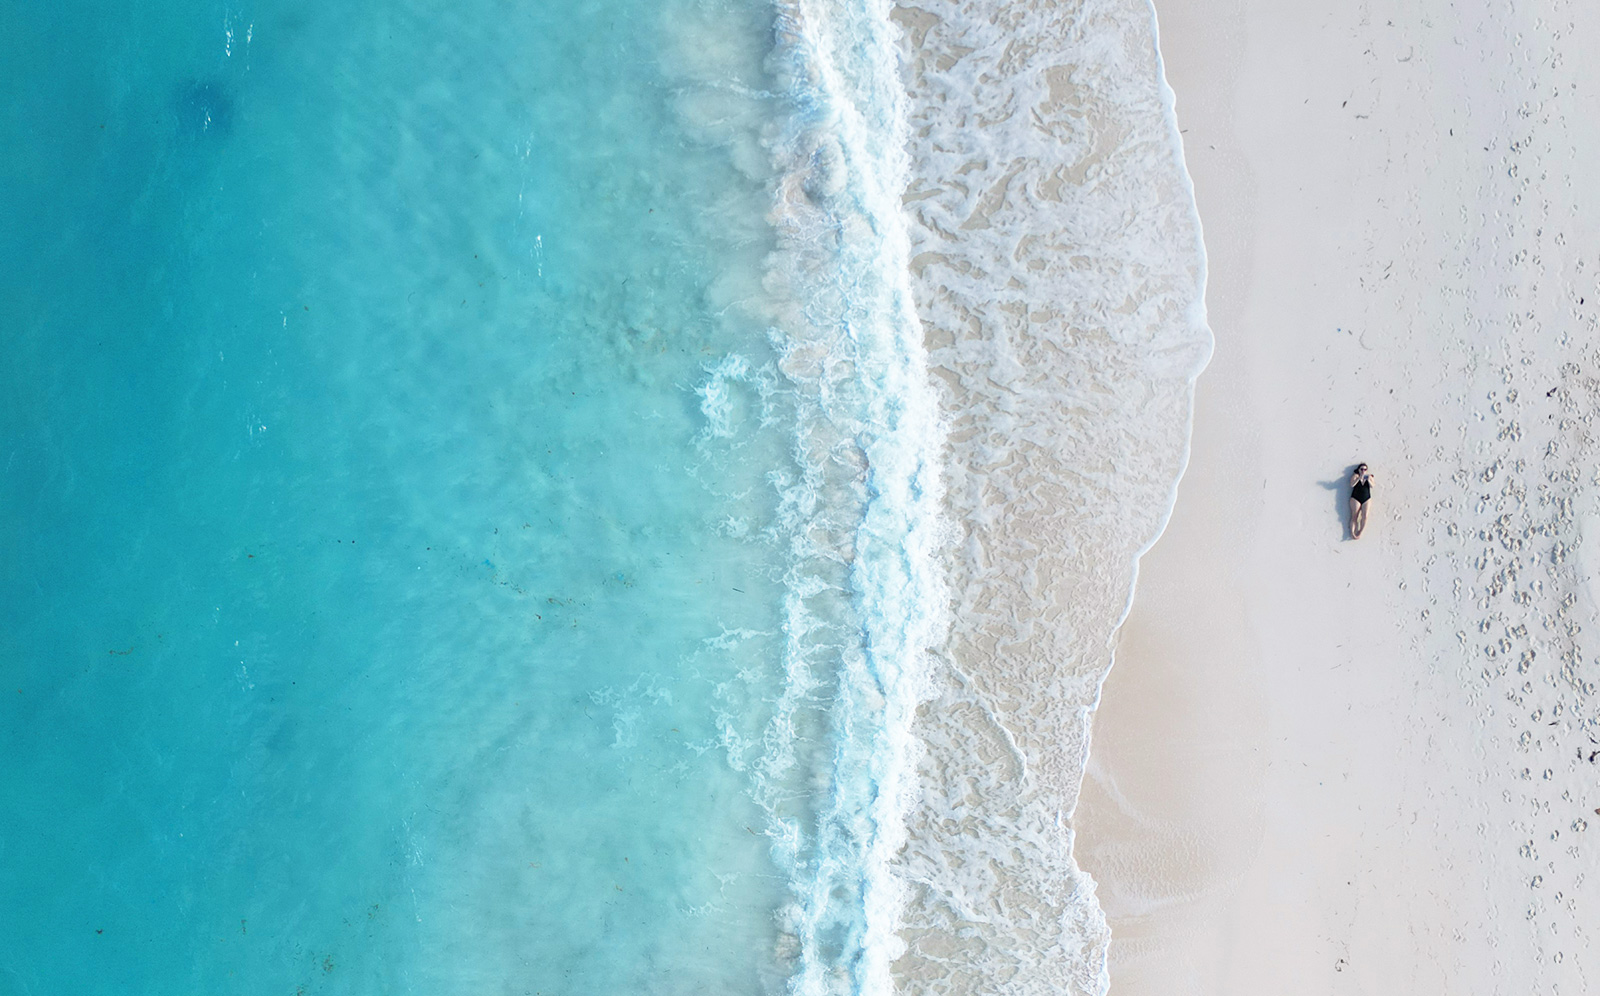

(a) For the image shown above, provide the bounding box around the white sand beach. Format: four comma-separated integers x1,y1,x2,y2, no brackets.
1075,0,1600,991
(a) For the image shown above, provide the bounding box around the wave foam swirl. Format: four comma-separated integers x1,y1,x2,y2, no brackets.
889,0,1211,993
703,1,950,992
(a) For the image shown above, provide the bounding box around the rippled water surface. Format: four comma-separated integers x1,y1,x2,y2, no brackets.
1,1,801,990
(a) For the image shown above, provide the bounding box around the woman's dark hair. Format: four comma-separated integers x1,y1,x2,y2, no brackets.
1356,463,1368,472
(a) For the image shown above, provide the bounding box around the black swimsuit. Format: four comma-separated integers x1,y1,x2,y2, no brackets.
1352,478,1372,503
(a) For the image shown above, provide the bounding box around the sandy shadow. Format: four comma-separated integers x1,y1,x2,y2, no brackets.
1318,464,1361,540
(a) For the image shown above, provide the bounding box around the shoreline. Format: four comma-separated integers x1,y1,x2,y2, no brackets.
1075,0,1600,990
888,0,1212,989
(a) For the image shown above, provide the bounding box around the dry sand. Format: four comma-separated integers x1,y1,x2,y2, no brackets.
1074,0,1600,991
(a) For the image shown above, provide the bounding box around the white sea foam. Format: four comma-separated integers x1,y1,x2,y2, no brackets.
888,0,1210,992
750,1,950,992
679,0,951,990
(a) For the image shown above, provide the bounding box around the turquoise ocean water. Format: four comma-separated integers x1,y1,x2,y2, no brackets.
1,0,943,992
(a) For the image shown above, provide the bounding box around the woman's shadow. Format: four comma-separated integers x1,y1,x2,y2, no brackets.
1318,465,1362,540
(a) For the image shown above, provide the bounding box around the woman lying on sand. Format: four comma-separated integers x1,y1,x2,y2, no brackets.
1350,463,1374,539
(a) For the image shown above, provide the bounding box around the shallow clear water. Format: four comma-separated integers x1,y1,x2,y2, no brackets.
1,0,1211,992
1,0,803,991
